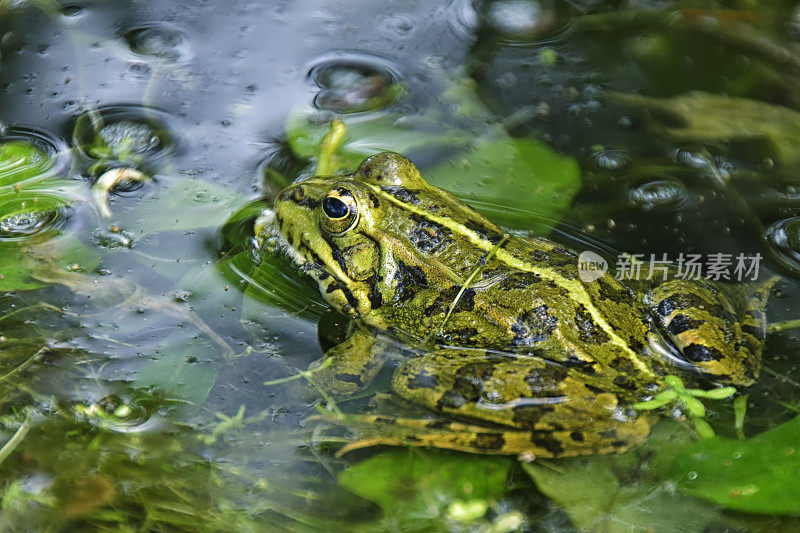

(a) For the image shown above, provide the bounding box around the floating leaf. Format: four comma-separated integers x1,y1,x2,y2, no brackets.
672,415,800,515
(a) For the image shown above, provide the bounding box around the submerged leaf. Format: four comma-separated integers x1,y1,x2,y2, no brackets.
672,415,800,515
339,449,512,530
523,421,734,532
612,91,800,169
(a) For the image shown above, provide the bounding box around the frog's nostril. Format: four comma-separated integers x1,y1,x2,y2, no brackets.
292,187,306,202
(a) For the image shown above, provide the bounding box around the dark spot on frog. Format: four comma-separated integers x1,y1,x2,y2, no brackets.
473,433,505,451
612,375,638,391
574,305,610,344
464,219,505,244
570,430,585,442
334,373,362,385
524,365,568,393
408,214,452,253
531,434,564,455
657,294,734,323
583,383,605,394
611,440,628,448
382,185,420,204
393,261,429,303
599,428,618,439
511,404,554,427
365,273,383,310
683,343,723,362
666,313,703,335
372,417,396,425
608,357,637,373
404,367,440,390
511,305,558,346
367,192,380,207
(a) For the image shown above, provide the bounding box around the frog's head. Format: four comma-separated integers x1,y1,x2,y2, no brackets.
273,152,504,321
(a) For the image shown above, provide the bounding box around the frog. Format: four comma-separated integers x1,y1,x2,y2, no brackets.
271,150,774,457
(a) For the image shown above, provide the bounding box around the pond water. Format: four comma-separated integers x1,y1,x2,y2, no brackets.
1,0,800,530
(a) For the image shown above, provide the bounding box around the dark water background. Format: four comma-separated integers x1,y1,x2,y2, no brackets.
1,0,800,530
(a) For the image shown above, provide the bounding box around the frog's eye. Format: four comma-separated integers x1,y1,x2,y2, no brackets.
320,188,359,235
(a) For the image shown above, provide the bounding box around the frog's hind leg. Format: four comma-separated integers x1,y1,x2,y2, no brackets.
650,277,777,385
331,351,653,457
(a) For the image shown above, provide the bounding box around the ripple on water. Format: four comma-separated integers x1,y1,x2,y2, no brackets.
0,128,73,242
590,149,630,171
124,24,188,62
71,105,175,173
482,0,558,39
766,217,800,275
630,179,689,210
307,52,404,113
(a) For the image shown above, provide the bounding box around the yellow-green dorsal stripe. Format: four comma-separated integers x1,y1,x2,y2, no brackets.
368,183,656,378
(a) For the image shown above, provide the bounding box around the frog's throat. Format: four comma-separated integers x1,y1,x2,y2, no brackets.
362,181,658,379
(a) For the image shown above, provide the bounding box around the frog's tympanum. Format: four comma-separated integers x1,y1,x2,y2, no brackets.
273,152,773,457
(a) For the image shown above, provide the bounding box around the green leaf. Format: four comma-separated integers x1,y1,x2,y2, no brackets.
135,174,247,236
425,137,580,230
523,421,734,532
338,449,512,530
672,415,800,515
0,140,97,291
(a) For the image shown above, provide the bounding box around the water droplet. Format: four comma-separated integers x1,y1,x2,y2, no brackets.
124,24,186,62
590,150,630,171
630,179,688,210
307,53,404,113
687,471,699,480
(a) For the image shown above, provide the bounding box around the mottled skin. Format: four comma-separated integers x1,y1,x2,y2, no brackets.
272,152,772,457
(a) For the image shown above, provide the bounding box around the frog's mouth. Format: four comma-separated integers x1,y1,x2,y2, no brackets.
273,188,372,319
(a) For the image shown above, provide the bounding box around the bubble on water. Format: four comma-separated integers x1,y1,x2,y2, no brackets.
485,0,556,37
766,216,800,274
124,24,186,62
71,105,175,173
590,149,630,171
630,179,688,210
307,52,404,113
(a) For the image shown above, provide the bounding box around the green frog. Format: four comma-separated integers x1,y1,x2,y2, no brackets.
272,151,773,457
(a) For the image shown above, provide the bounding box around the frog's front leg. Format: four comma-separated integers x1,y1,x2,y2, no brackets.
336,350,653,457
308,325,384,397
649,277,776,385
